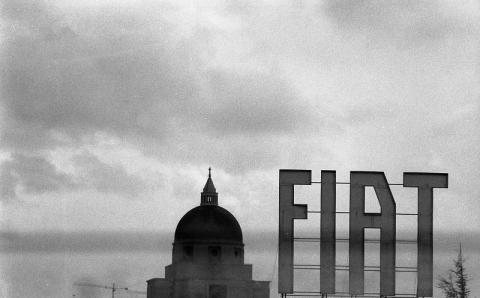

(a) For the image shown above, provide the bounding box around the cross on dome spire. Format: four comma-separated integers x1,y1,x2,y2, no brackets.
201,167,218,206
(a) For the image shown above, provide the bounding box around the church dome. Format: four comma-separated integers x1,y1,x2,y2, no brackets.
174,168,243,245
174,205,243,244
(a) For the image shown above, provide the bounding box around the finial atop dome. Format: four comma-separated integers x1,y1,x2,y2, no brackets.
201,167,218,206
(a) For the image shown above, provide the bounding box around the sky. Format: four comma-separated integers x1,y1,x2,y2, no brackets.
0,0,479,297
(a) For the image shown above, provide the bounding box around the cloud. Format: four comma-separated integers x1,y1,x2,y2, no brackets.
72,153,146,198
204,70,308,135
1,5,191,150
0,152,147,199
0,0,313,182
321,0,469,45
0,154,74,199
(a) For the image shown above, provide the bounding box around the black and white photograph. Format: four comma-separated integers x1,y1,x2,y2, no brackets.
0,1,478,297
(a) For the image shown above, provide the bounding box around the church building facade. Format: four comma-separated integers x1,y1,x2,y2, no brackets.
147,170,270,298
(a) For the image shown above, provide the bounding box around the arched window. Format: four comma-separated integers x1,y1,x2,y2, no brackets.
209,246,221,263
234,248,242,258
183,245,193,261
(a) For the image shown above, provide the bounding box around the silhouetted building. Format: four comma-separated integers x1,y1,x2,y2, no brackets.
147,169,270,298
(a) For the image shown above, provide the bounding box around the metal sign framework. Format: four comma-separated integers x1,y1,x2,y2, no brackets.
278,170,448,297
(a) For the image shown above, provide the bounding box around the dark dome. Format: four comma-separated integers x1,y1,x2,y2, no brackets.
174,205,243,244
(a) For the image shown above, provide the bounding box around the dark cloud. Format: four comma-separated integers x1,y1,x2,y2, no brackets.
0,152,147,199
0,154,74,199
1,16,192,150
2,1,170,148
2,0,56,33
0,0,311,183
322,0,466,44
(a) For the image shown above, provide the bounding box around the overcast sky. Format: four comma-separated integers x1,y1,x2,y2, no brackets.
0,0,479,297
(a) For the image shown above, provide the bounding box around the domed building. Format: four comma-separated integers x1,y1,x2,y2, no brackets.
147,169,270,298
